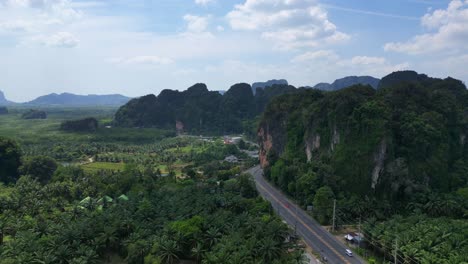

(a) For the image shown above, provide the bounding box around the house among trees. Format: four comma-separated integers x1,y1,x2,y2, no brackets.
223,136,242,145
344,232,364,244
224,155,239,163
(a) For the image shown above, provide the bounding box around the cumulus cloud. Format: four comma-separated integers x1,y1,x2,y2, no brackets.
183,14,210,33
1,0,82,19
384,0,468,54
227,0,349,50
0,0,81,47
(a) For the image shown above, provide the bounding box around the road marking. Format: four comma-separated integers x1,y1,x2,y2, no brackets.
255,176,352,264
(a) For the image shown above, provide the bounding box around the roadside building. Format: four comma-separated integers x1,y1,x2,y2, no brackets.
224,155,239,163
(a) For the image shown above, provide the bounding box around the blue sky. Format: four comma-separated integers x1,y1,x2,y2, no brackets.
0,0,466,101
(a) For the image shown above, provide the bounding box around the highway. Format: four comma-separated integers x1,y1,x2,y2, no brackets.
247,165,365,264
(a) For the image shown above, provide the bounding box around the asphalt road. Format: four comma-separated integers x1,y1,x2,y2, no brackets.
247,165,366,264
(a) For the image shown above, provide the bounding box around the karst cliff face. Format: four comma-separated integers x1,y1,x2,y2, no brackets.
258,71,468,196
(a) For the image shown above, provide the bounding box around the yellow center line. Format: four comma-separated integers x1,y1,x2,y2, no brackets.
256,179,352,264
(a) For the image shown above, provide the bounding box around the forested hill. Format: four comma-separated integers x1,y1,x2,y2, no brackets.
114,82,298,134
258,70,467,214
252,79,288,94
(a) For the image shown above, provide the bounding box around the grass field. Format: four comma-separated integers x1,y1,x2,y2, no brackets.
0,107,116,144
0,107,174,146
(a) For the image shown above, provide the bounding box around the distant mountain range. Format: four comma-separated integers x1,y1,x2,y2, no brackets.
0,75,383,107
252,79,288,94
26,93,131,106
0,90,15,105
313,76,380,91
0,91,131,106
250,76,380,94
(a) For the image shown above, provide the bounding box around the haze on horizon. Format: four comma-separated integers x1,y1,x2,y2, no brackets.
0,0,467,102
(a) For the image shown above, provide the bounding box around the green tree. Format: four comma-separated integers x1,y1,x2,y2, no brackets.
313,186,334,225
19,156,58,184
237,173,258,198
0,137,21,184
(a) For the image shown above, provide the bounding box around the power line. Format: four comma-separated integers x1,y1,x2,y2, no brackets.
335,213,413,264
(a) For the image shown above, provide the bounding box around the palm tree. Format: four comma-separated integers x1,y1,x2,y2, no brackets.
256,239,282,263
191,243,205,263
96,225,118,252
158,239,180,264
32,250,58,264
125,239,152,264
54,244,72,264
204,227,221,249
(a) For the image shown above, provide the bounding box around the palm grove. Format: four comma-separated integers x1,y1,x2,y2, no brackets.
0,133,305,263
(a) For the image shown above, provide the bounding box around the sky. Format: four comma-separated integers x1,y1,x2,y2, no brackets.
0,0,467,102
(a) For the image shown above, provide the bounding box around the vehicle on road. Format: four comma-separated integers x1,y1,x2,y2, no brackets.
346,249,353,257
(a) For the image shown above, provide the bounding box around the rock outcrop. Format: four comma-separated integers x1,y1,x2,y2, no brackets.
258,71,468,196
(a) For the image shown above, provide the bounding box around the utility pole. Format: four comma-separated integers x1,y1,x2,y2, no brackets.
332,199,336,232
394,238,398,264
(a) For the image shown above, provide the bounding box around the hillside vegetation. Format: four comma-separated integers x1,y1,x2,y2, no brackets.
61,117,99,132
114,83,299,135
21,109,47,119
258,70,468,262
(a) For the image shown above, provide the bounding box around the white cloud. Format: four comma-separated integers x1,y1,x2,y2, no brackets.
1,0,82,19
70,1,106,8
350,56,386,65
226,0,349,50
39,31,78,47
336,56,410,76
183,14,210,33
291,49,338,62
195,0,215,6
0,19,33,32
19,31,79,47
0,0,82,48
384,0,468,54
291,49,409,77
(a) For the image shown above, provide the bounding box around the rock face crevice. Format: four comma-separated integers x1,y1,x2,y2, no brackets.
330,126,340,152
371,139,387,189
305,134,321,162
258,126,274,168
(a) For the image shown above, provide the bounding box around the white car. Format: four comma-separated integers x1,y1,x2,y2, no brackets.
346,249,353,257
